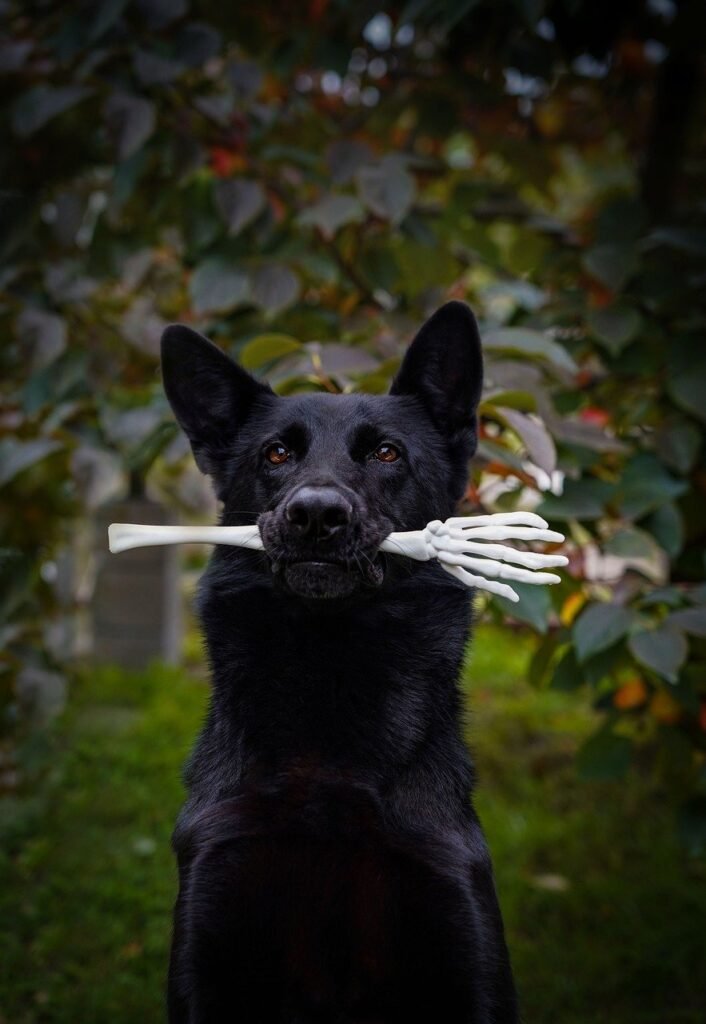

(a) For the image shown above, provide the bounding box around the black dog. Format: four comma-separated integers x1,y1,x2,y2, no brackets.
161,301,518,1023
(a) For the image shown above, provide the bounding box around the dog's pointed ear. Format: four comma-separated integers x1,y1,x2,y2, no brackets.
161,324,273,477
390,301,483,447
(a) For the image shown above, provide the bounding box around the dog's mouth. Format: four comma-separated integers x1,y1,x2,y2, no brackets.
271,556,384,600
257,504,391,600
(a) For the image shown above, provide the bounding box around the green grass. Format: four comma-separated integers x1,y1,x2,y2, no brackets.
0,665,206,1023
465,630,706,1024
1,626,705,1023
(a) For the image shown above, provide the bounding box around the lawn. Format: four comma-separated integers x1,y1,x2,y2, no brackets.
1,625,705,1023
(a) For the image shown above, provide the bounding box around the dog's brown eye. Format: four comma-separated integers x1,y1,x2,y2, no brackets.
265,442,290,465
374,443,400,463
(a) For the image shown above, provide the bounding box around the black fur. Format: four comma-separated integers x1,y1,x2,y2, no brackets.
162,301,519,1023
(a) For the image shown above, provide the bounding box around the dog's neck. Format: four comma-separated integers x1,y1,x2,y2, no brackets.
188,550,475,821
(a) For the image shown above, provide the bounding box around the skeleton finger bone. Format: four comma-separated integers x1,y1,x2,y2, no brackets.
439,561,520,602
435,549,562,585
428,536,569,569
444,512,550,530
435,525,565,544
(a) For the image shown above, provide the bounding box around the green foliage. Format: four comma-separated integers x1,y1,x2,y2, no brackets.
0,661,203,1020
1,1,705,841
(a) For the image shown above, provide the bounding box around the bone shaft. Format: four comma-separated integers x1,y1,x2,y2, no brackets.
446,526,565,543
108,523,263,554
380,531,431,561
446,512,548,529
440,561,520,602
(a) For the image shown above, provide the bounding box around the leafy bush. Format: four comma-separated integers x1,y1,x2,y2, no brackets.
1,1,704,844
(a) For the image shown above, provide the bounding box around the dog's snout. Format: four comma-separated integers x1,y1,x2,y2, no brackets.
285,487,353,541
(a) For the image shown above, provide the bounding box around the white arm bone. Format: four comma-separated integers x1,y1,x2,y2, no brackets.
108,523,264,555
108,512,568,601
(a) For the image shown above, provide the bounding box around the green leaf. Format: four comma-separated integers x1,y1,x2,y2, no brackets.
228,59,264,100
551,647,583,690
655,419,702,475
101,406,163,449
126,421,179,474
528,632,562,688
356,156,416,225
582,644,624,686
0,548,35,621
214,179,266,235
577,729,632,781
678,796,706,857
476,439,528,474
250,265,300,314
587,305,642,355
596,197,646,245
86,0,130,43
639,586,684,609
493,581,551,634
480,389,537,413
312,343,379,379
391,239,460,297
16,308,67,369
0,438,62,487
604,526,667,583
482,328,577,375
327,140,374,184
104,92,156,160
628,626,688,683
650,227,706,256
582,243,638,292
667,355,706,424
440,0,483,30
239,334,302,370
539,478,615,520
642,502,684,559
194,93,234,125
23,350,88,414
495,407,556,474
261,144,319,169
573,603,635,662
0,40,33,73
12,85,92,137
176,22,221,65
189,259,249,315
665,607,706,639
133,49,183,86
544,415,627,453
139,0,188,29
616,454,688,519
298,195,365,239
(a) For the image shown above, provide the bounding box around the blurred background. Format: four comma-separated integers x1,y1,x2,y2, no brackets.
1,0,705,1020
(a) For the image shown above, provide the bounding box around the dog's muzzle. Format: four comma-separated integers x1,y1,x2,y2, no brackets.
258,485,388,600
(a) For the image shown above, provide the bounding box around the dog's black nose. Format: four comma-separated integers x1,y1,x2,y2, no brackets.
285,487,352,541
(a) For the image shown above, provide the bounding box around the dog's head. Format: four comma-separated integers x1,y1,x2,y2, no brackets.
161,301,482,601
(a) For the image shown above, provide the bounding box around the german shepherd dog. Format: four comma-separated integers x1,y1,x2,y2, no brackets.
161,301,518,1023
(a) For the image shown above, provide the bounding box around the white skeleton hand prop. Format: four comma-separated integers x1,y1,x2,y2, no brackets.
108,511,567,603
